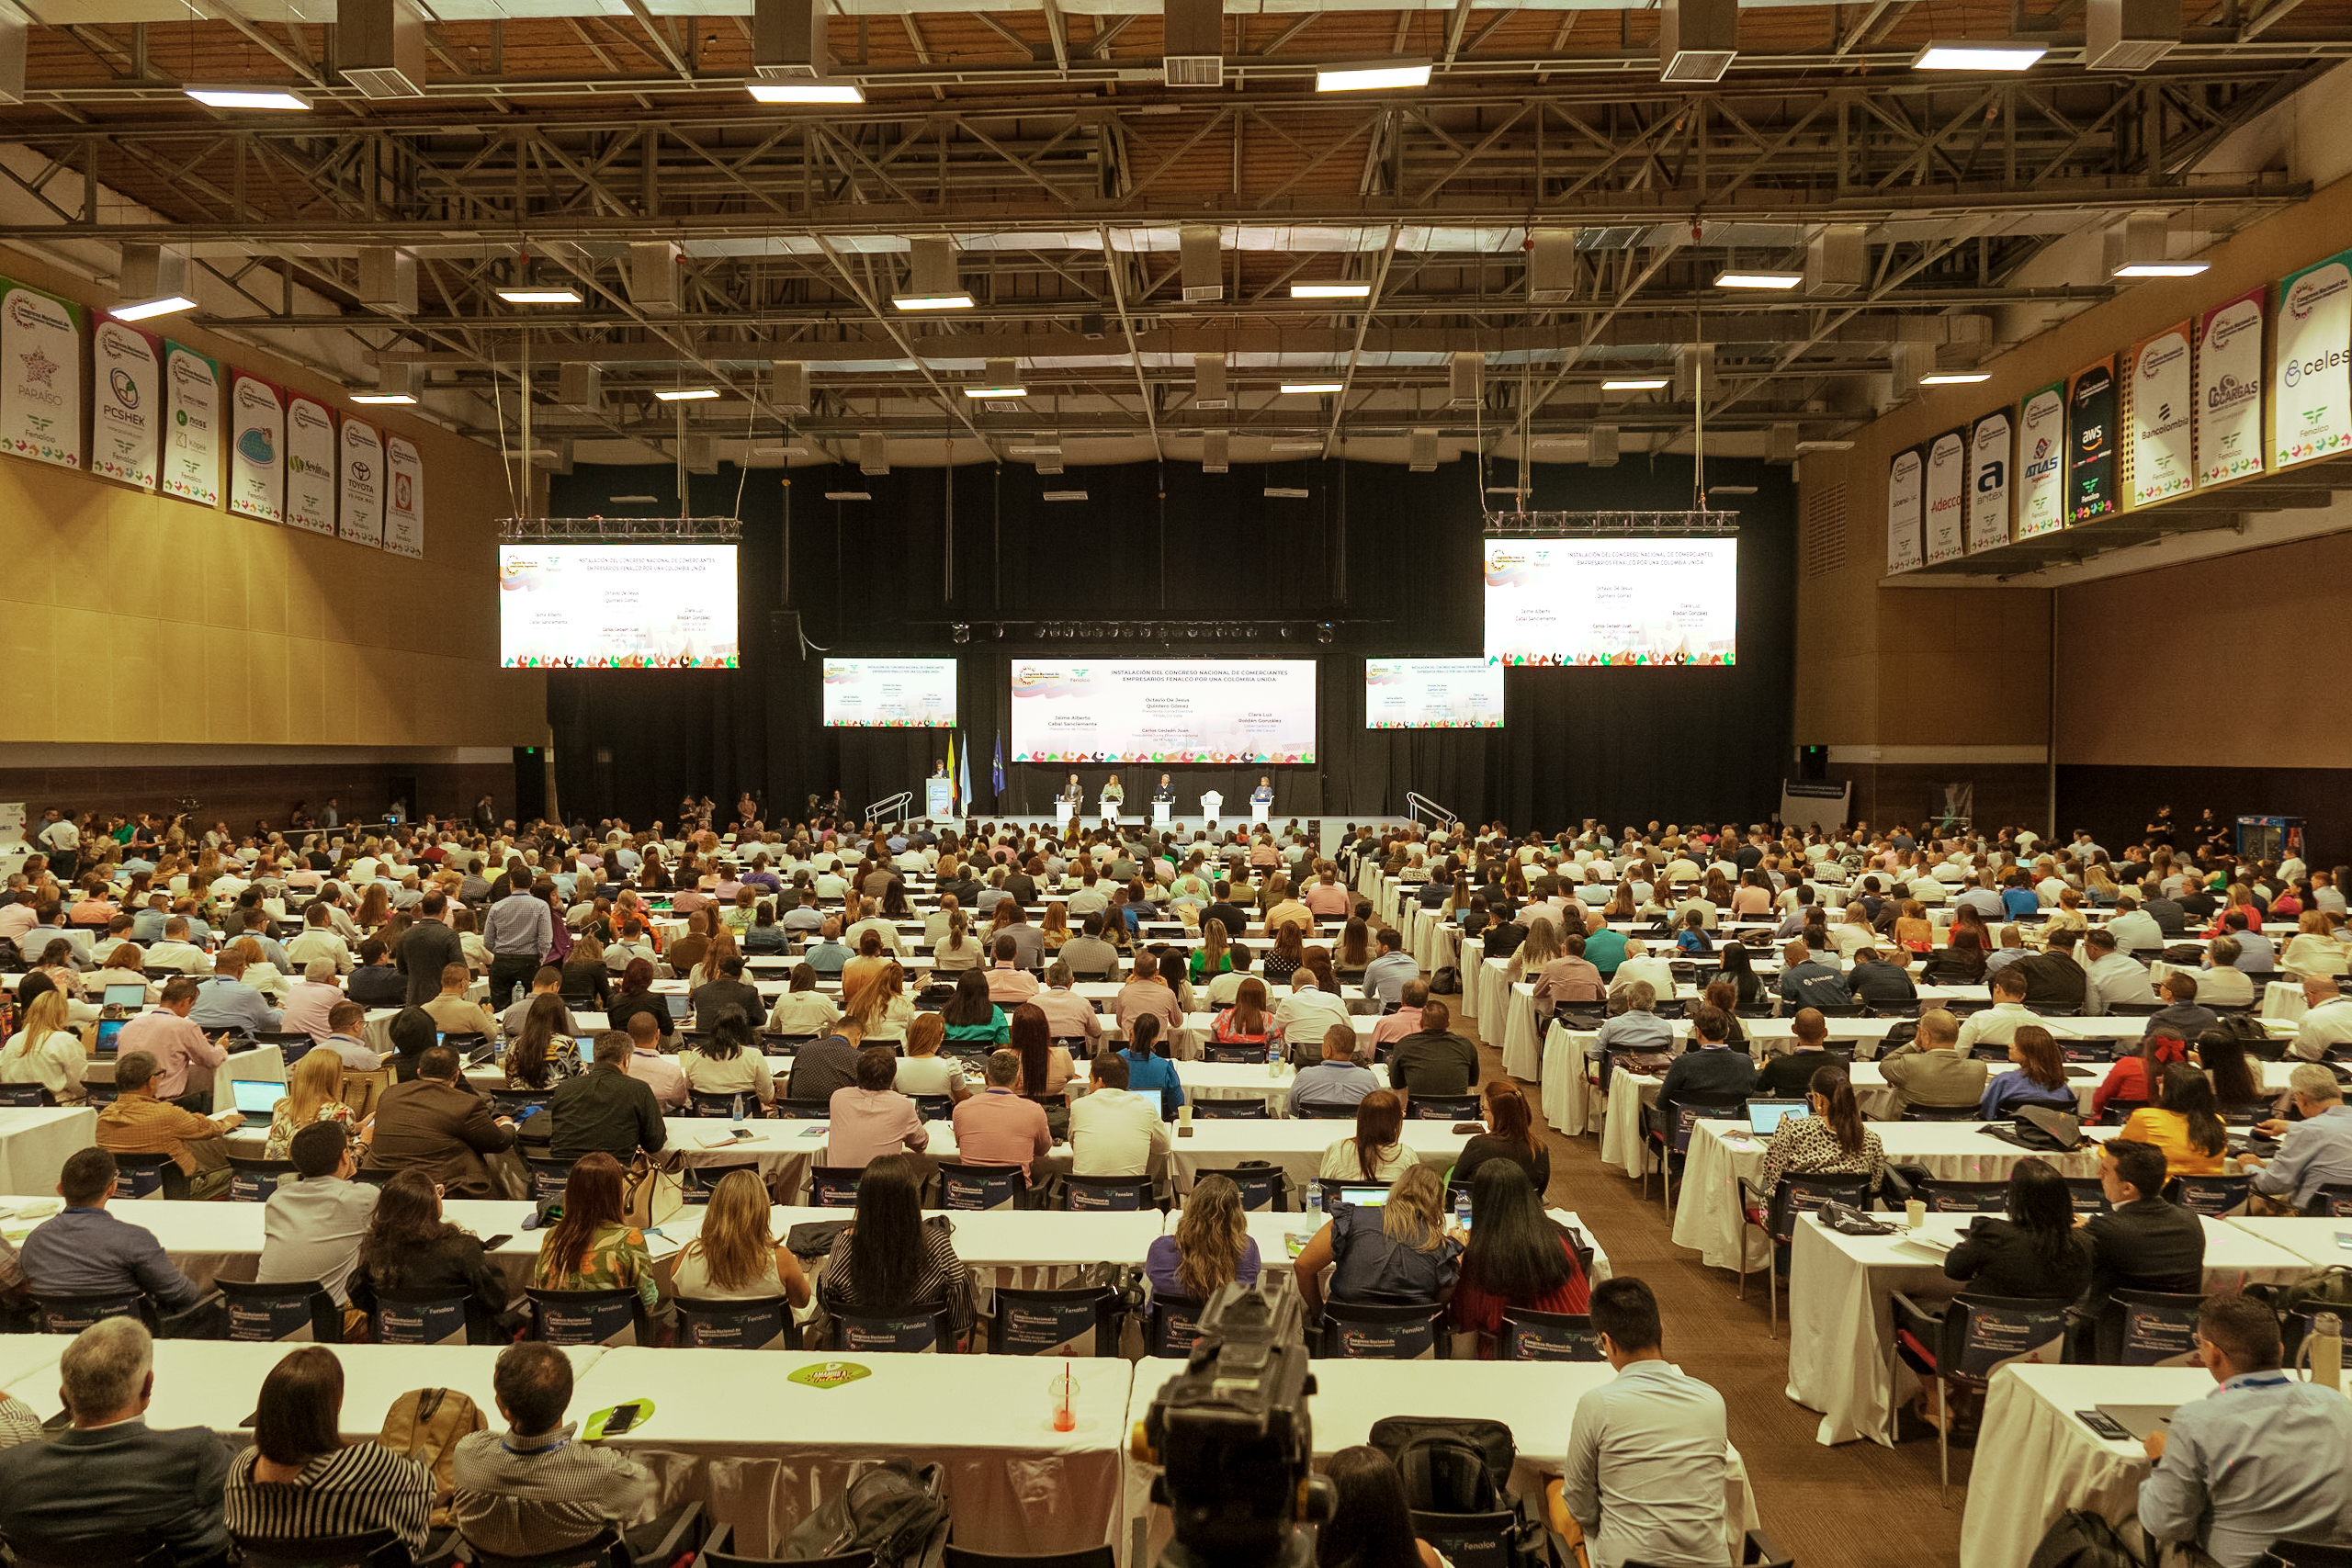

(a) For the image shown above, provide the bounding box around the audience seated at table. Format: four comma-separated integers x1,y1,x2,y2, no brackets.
1453,1080,1550,1194
2135,1291,2352,1568
2090,1031,2189,1121
450,1341,658,1554
1320,1089,1414,1182
892,1012,971,1105
2120,1064,2231,1177
224,1344,433,1551
256,1121,378,1310
1289,1022,1381,1119
1657,1007,1755,1115
1209,976,1283,1060
116,976,231,1108
1977,1027,2076,1123
1068,1050,1169,1178
1145,1173,1261,1301
670,1168,811,1306
365,1043,518,1198
548,1031,667,1166
0,1318,231,1568
22,1146,213,1320
937,968,1011,1053
1293,1163,1461,1321
1756,1067,1884,1195
100,1048,243,1198
262,1045,362,1161
815,1152,973,1344
600,958,672,1050
1448,1160,1589,1356
345,1168,516,1340
1874,1010,1984,1112
2081,1138,2206,1315
2239,1062,2352,1213
763,964,841,1037
1111,1015,1187,1120
495,996,579,1095
1317,1445,1449,1568
1,984,88,1104
1942,1158,2095,1300
535,1150,662,1323
1387,999,1478,1103
828,1045,929,1168
948,1049,1053,1179
1561,1277,1729,1568
677,1008,775,1111
1752,1010,1834,1098
2151,971,2221,1042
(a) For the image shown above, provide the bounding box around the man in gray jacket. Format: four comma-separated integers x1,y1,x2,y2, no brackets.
1876,1009,1987,1111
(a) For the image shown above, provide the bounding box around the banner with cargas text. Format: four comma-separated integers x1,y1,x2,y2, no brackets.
1965,410,2012,554
1922,428,1967,565
1885,446,1924,573
2015,381,2066,538
2274,249,2352,469
162,340,221,507
89,319,160,491
283,395,336,536
2197,287,2264,486
1010,660,1317,765
2067,357,2117,524
228,371,284,523
338,416,383,548
384,434,423,558
0,276,82,471
2125,322,2194,507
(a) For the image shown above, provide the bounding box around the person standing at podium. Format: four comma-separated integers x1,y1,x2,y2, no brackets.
1100,773,1125,826
1152,775,1177,817
1251,776,1274,818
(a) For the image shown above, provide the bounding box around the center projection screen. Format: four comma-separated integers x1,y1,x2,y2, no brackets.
498,544,739,669
1483,536,1738,666
1011,660,1317,764
822,659,959,728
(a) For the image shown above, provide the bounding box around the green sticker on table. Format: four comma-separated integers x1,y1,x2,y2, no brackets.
582,1397,654,1440
787,1361,872,1390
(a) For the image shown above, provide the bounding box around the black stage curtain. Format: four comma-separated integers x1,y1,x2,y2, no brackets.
545,455,1795,831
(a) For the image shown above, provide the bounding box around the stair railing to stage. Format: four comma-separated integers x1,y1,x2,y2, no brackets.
1406,792,1459,831
865,790,914,824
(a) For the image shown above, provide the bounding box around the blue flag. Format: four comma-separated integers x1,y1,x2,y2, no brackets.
956,734,971,813
992,732,1005,797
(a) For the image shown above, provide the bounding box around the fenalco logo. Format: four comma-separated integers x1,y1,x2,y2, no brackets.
2288,270,2347,321
2140,341,2186,378
7,294,64,333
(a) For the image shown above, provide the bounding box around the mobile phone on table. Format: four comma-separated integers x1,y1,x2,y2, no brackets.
481,1235,514,1251
2075,1410,2129,1441
600,1403,644,1438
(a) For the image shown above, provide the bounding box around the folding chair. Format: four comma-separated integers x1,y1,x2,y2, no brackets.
232,1529,407,1568
1190,1098,1269,1119
933,1162,1026,1211
525,1287,646,1347
828,1308,950,1353
225,1156,298,1203
220,1279,342,1343
1318,1297,1444,1359
1189,1164,1283,1212
984,1286,1125,1356
1736,1172,1875,1333
673,1295,797,1350
368,1288,472,1347
2095,1289,2205,1366
1145,1293,1207,1356
1891,1292,2068,1500
1063,1175,1153,1212
1498,1307,1605,1361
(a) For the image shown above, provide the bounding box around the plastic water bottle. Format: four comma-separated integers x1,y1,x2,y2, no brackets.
510,981,525,1006
1306,1179,1324,1213
730,1092,746,1129
1454,1190,1472,1230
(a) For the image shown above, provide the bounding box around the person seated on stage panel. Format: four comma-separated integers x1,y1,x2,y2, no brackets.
2239,1063,2352,1213
1533,931,1606,1009
1250,777,1274,818
2136,1290,2352,1568
2120,1063,2231,1179
1595,982,1674,1056
1059,773,1084,821
1291,1163,1460,1321
20,1148,213,1319
1150,774,1177,818
1753,1008,1838,1098
1099,773,1125,825
0,1318,232,1568
1449,1159,1590,1358
1876,1009,1988,1112
1560,1277,1730,1568
98,1049,243,1200
2081,1137,2206,1318
668,1168,811,1307
765,963,842,1038
1655,1006,1755,1119
449,1342,658,1559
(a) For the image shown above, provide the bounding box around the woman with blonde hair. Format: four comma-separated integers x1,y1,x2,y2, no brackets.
1190,917,1232,985
1893,899,1935,954
844,962,916,1043
1505,919,1563,984
687,925,741,990
265,1046,360,1160
1145,1175,1261,1299
0,987,86,1103
893,1011,970,1104
2283,909,2349,977
1040,901,1072,952
933,905,982,974
669,1168,812,1304
1291,1162,1461,1317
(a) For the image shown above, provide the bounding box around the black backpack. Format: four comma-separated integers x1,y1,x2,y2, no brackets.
2026,1509,2141,1568
1367,1416,1541,1568
786,1461,949,1568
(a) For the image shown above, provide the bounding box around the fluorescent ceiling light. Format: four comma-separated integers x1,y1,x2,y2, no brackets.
1281,382,1344,394
824,491,872,501
608,494,661,503
654,388,719,401
891,292,975,310
1316,58,1430,92
186,86,311,109
1291,282,1373,299
1911,40,2046,70
110,295,196,322
747,81,865,104
1602,378,1671,390
963,384,1027,399
350,392,417,405
497,287,583,304
1713,271,1803,290
1708,484,1758,495
2113,262,2211,278
1919,371,1993,385
1795,439,1856,452
1042,491,1090,502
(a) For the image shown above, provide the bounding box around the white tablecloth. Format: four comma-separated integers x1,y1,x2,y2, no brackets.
1498,983,1544,1082
1784,1213,2312,1449
571,1348,1134,1557
0,1108,96,1195
1231,1207,1611,1287
1160,1119,1470,1195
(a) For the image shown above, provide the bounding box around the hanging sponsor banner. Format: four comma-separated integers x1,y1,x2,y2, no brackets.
1965,410,2012,554
283,395,336,536
1885,446,1924,574
2067,357,2117,524
2197,287,2265,486
384,434,423,558
0,277,83,471
89,319,160,491
1922,428,1967,564
2125,322,2194,507
2015,381,2066,538
338,415,384,548
162,340,221,507
2273,250,2351,469
227,371,284,523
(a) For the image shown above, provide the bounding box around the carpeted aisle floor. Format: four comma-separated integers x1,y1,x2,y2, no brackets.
1454,1010,1971,1568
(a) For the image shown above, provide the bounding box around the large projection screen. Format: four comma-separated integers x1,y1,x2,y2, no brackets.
1011,660,1317,764
822,659,959,728
1483,536,1737,666
498,544,739,669
1365,659,1505,728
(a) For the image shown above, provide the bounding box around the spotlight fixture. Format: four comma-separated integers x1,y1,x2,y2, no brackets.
951,623,970,644
186,85,311,109
1315,57,1430,92
1911,39,2047,70
1317,622,1334,644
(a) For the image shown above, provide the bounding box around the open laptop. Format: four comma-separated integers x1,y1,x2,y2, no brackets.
2096,1404,2176,1441
228,1079,283,1116
100,983,146,1013
1748,1100,1811,1137
1329,1183,1391,1209
665,994,691,1021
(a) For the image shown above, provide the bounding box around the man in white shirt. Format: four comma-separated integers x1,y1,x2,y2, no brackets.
1611,940,1676,1003
842,899,905,956
2291,976,2352,1062
284,907,355,976
1068,1054,1170,1178
143,918,213,976
279,961,347,1043
2107,896,2164,956
1955,969,2044,1054
1562,1277,1728,1568
1273,972,1353,1045
2081,930,2157,1016
2198,940,2258,1008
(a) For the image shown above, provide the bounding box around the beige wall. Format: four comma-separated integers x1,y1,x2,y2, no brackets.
0,245,543,750
1794,171,2352,753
